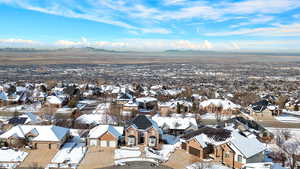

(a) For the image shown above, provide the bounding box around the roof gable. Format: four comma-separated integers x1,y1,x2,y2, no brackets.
130,115,153,130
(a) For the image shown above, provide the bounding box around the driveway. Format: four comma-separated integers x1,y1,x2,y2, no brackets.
163,149,200,169
78,147,114,169
19,149,58,168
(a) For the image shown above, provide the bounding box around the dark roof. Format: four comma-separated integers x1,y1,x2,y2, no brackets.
129,115,153,130
8,117,27,125
251,99,271,112
181,127,231,142
252,99,270,107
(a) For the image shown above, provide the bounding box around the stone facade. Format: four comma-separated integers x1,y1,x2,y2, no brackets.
125,126,160,149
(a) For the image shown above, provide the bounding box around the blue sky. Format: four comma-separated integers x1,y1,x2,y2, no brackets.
0,0,300,51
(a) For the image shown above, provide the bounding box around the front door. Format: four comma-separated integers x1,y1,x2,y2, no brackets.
139,132,145,144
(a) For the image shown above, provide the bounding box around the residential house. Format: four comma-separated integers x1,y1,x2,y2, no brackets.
152,114,198,136
125,115,162,149
7,112,42,125
88,125,123,148
181,126,265,169
0,125,69,150
46,96,64,108
248,99,280,117
199,99,241,115
116,93,133,105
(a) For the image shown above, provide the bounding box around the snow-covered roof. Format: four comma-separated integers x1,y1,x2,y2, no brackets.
229,131,266,158
76,114,116,125
124,101,138,107
55,107,76,114
0,149,28,162
88,125,123,139
200,99,240,110
47,96,63,105
0,91,8,101
136,97,157,103
0,125,69,142
152,114,197,130
19,112,42,124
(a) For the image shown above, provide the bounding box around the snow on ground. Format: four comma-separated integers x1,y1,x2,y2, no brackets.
282,109,300,116
186,162,231,169
114,148,141,159
267,127,300,138
93,103,111,114
115,158,158,166
0,103,41,113
200,113,232,120
275,114,300,123
46,142,87,169
78,100,98,105
162,134,180,145
243,162,286,169
145,143,180,162
0,149,28,169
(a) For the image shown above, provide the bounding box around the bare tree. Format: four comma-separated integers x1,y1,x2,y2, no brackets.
275,129,300,169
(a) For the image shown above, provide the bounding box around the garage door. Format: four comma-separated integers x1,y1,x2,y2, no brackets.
189,147,200,157
109,141,117,147
100,140,108,147
90,140,98,146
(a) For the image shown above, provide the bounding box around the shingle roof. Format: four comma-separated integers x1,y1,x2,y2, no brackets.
181,127,232,142
130,115,153,130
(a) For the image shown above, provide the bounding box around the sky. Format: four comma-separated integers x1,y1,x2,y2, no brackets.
0,0,300,51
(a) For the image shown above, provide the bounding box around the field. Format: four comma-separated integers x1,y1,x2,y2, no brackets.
0,48,300,65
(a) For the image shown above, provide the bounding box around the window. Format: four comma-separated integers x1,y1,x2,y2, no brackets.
128,136,135,146
224,152,230,158
148,136,156,147
238,155,243,162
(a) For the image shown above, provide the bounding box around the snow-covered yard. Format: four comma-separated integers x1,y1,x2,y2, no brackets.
0,149,28,169
146,135,181,162
200,113,232,120
145,143,180,162
46,142,87,169
275,114,300,123
114,147,141,159
186,162,231,169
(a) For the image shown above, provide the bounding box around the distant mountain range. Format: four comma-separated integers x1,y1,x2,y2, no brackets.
0,47,123,53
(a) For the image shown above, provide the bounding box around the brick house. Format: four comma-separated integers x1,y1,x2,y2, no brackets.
88,125,124,148
0,125,69,150
181,127,265,169
125,115,162,149
199,99,241,115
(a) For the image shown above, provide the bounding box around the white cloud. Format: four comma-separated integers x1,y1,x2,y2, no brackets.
205,23,300,37
230,15,274,28
223,0,300,15
0,38,39,44
230,42,240,50
163,0,187,6
202,40,213,49
293,14,300,18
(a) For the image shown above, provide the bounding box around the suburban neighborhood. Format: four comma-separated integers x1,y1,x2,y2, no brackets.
0,69,299,169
